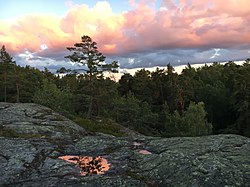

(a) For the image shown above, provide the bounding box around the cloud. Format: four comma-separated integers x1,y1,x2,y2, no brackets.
16,49,81,72
64,0,75,8
0,0,249,70
210,48,221,59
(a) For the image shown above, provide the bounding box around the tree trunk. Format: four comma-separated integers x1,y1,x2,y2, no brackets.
4,70,7,102
16,83,20,103
87,72,94,119
87,95,93,119
13,66,20,102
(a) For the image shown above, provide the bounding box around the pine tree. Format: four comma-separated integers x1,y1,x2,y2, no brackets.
65,35,119,118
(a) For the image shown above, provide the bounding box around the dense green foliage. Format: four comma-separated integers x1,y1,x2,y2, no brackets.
0,42,249,137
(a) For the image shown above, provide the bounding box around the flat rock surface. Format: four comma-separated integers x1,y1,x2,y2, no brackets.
0,102,250,187
0,102,86,140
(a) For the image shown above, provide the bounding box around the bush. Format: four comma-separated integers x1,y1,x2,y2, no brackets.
33,79,73,112
111,94,159,136
163,102,212,137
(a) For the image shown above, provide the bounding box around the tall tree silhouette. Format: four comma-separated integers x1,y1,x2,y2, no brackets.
0,45,19,102
65,35,119,118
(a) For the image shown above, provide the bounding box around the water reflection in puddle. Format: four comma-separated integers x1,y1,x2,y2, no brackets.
139,150,152,155
58,155,110,176
133,141,152,155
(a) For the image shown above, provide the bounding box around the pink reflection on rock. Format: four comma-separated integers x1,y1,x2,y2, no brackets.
58,155,110,176
133,142,142,146
139,150,152,155
133,142,143,148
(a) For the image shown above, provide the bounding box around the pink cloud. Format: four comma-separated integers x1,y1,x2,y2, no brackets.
0,0,249,58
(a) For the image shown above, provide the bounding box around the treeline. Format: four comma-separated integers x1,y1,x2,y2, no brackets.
1,45,249,137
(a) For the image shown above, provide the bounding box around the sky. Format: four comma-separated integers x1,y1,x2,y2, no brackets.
0,0,250,72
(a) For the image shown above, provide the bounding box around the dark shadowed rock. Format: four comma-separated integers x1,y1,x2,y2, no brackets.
0,102,249,187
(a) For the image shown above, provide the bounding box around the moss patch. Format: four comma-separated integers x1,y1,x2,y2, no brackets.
103,146,121,154
0,125,19,138
0,125,44,139
73,118,125,137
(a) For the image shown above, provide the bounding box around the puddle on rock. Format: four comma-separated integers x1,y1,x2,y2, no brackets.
58,155,110,176
139,150,152,155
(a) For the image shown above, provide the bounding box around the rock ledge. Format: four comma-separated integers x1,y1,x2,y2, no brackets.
0,102,249,187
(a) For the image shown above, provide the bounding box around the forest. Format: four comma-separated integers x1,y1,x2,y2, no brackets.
1,36,250,138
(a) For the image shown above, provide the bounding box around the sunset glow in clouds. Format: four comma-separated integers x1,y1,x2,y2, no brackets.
0,0,250,71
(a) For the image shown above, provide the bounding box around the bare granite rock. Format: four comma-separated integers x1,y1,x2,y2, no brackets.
0,102,87,140
0,102,249,187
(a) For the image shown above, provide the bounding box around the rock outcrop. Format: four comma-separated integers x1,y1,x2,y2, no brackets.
0,102,86,140
0,102,250,187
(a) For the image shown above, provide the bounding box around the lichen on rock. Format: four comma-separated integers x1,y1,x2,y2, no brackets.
0,102,250,187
